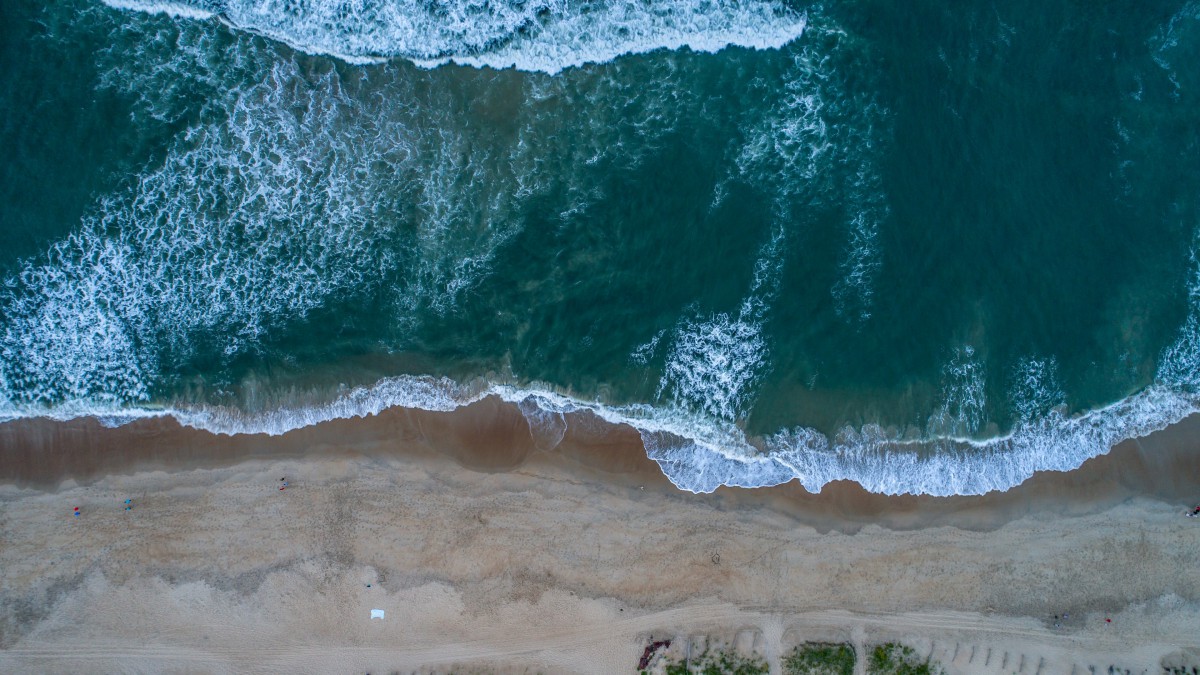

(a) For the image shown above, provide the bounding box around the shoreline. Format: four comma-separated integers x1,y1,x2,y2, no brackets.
1,400,1198,672
5,367,1193,498
3,396,1200,531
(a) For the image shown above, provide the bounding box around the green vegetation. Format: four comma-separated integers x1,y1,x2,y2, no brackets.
653,647,769,675
782,642,856,675
867,643,943,675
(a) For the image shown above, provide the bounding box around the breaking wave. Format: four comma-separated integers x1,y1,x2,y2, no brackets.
6,340,1200,497
656,226,785,420
101,0,807,73
8,237,1200,497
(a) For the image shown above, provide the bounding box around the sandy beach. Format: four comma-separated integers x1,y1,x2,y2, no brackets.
2,399,1200,673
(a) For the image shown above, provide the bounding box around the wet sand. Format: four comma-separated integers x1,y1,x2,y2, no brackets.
5,396,1200,529
1,399,1199,672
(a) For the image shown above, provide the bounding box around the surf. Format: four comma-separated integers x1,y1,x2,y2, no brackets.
101,0,808,73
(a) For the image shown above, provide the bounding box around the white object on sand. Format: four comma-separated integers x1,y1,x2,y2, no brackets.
370,609,385,620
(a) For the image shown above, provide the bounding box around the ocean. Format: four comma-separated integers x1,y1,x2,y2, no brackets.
1,0,1198,495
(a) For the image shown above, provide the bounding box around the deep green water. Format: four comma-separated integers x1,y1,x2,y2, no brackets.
1,0,1199,494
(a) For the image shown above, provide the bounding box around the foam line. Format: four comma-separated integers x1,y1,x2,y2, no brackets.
3,365,1198,497
100,0,807,73
101,0,216,20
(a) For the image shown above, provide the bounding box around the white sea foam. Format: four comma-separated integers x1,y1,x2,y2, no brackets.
177,376,469,434
660,313,769,421
734,49,831,203
926,345,988,438
1150,2,1199,99
830,202,885,322
829,147,889,322
0,55,412,408
732,23,891,322
630,329,668,366
176,226,1200,496
101,0,807,73
3,8,706,413
147,237,1200,495
102,0,217,20
4,336,1200,496
1157,232,1200,391
0,50,440,405
4,15,617,407
656,226,784,420
1009,356,1065,422
95,9,266,125
13,198,1200,495
151,219,1200,494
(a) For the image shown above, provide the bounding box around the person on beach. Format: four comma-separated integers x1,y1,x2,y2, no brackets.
1188,505,1200,517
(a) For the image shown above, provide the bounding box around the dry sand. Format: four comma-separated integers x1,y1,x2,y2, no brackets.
1,399,1199,673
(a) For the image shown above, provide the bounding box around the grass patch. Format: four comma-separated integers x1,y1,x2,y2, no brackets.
866,643,943,675
653,647,769,675
783,642,856,675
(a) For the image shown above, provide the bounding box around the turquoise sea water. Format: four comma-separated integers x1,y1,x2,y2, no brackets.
1,0,1199,494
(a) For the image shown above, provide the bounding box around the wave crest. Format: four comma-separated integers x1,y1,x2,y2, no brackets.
4,325,1200,498
103,0,807,72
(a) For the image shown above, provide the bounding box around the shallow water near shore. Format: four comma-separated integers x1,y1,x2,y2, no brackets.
1,0,1199,495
